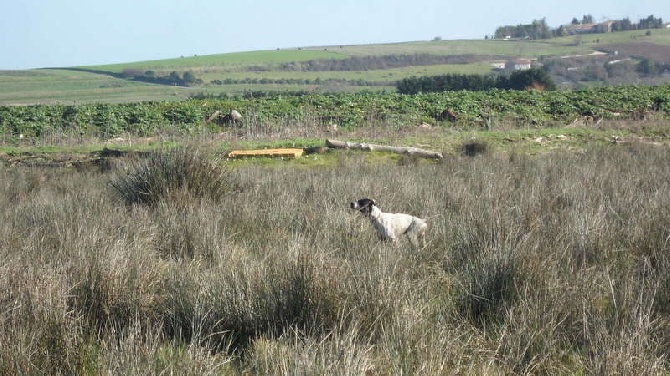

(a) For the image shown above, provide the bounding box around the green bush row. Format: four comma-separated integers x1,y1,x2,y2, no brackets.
1,85,669,138
396,68,558,94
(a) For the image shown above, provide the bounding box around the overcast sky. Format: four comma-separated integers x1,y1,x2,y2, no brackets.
1,0,667,70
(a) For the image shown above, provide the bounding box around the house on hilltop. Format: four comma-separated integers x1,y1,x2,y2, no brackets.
566,21,614,34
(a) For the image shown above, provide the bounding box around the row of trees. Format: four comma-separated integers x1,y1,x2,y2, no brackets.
493,19,551,40
396,68,556,94
269,54,487,72
210,77,390,87
121,69,202,86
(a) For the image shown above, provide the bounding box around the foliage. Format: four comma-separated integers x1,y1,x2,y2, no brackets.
1,85,669,139
276,54,487,72
397,73,501,93
397,68,557,93
506,68,557,90
494,18,551,40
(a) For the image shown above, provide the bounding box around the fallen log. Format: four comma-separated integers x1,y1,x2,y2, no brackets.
325,139,443,159
228,148,304,159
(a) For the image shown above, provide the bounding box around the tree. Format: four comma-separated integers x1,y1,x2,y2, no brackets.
612,18,633,31
508,68,556,91
638,15,663,29
182,71,198,85
554,25,569,37
531,18,551,39
637,58,658,76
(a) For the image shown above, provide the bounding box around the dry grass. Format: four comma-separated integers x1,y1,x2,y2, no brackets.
1,141,669,374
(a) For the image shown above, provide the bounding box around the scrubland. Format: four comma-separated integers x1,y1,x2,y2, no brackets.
1,139,669,374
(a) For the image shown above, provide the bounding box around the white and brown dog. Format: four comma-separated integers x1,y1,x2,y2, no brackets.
350,198,427,248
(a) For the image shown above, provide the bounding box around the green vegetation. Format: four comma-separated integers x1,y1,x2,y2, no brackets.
2,85,668,141
0,69,195,104
397,68,557,93
82,49,348,74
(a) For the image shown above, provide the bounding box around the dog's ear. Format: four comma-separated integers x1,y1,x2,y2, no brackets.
361,199,377,210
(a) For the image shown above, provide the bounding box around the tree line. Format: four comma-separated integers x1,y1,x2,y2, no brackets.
396,68,556,94
494,14,665,40
271,54,490,72
122,69,202,86
210,77,391,87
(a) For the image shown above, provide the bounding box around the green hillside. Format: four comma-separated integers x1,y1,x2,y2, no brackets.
1,28,669,105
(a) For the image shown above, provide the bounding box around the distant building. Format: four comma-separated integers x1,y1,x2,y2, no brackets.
506,59,532,71
491,61,506,70
566,21,614,34
593,21,614,33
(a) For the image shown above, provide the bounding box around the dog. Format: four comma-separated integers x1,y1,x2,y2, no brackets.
350,198,427,248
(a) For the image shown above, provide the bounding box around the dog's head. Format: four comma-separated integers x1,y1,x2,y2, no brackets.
350,198,378,216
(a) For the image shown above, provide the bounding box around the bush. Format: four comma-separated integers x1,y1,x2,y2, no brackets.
109,147,236,207
461,141,488,156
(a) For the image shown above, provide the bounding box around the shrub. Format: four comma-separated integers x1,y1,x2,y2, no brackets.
109,147,236,207
461,140,488,156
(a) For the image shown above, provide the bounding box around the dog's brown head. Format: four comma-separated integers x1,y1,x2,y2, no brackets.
350,198,377,216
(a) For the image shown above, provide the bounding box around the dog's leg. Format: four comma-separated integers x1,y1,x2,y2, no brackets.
420,223,427,248
408,235,419,248
414,221,427,249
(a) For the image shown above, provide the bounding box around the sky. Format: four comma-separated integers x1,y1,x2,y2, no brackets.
1,0,667,70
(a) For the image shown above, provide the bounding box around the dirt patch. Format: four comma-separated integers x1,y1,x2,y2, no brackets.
0,148,154,171
603,42,670,62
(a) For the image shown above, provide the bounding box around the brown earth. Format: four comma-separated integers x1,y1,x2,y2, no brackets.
603,42,670,62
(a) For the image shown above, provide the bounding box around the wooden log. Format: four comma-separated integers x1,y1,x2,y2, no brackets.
326,139,443,159
228,148,304,158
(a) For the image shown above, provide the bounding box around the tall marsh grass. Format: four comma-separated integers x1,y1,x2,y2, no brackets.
1,142,669,374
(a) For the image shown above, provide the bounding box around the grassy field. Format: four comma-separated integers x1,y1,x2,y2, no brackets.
82,49,349,74
2,29,669,104
1,22,669,374
1,133,669,374
0,69,200,104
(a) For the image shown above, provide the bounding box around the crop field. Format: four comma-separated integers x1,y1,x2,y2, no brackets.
1,138,669,374
1,85,668,147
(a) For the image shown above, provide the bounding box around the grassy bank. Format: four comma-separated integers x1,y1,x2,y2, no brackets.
1,141,669,374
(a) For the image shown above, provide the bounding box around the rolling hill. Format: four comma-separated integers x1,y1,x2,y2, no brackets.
1,28,669,105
